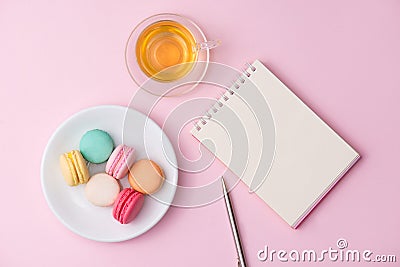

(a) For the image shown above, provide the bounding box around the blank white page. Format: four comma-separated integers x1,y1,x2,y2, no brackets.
192,60,359,227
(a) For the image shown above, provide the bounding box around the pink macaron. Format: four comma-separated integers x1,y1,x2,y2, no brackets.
112,188,144,224
106,145,136,179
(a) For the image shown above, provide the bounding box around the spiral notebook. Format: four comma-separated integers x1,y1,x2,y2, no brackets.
191,60,359,228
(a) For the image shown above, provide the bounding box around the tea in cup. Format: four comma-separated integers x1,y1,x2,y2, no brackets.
136,20,198,82
126,13,219,96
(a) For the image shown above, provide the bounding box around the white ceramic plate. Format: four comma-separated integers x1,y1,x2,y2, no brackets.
41,105,178,242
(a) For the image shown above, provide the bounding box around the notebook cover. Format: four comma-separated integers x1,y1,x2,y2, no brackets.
191,60,360,228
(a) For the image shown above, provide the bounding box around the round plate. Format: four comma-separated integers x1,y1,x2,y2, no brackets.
41,105,178,242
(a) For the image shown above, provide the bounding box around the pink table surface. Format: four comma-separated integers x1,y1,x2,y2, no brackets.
1,0,399,266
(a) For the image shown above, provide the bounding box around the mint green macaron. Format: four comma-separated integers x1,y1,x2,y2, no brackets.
80,129,114,164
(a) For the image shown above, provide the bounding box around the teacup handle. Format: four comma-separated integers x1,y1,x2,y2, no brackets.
195,40,221,51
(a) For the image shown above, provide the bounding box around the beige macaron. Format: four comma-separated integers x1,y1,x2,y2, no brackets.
128,159,164,194
85,173,120,207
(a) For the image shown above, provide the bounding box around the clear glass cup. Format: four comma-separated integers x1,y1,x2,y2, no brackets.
125,13,219,97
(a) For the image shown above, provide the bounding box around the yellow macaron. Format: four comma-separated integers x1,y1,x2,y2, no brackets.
59,150,90,186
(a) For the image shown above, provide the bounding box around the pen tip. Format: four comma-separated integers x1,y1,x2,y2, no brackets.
221,176,227,190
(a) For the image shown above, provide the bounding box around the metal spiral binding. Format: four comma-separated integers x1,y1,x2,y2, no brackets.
193,63,256,131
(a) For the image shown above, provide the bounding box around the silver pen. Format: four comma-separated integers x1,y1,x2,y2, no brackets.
221,177,247,267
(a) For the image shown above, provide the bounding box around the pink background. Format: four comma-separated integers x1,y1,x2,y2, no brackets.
1,0,399,266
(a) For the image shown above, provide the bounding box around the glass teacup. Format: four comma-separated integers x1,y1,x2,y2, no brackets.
125,13,219,97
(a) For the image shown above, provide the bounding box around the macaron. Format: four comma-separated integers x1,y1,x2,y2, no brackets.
84,173,120,207
59,150,90,186
112,188,144,224
80,129,114,163
106,145,136,179
128,159,164,194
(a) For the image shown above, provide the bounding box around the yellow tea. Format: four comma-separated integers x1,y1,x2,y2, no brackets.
136,20,197,82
